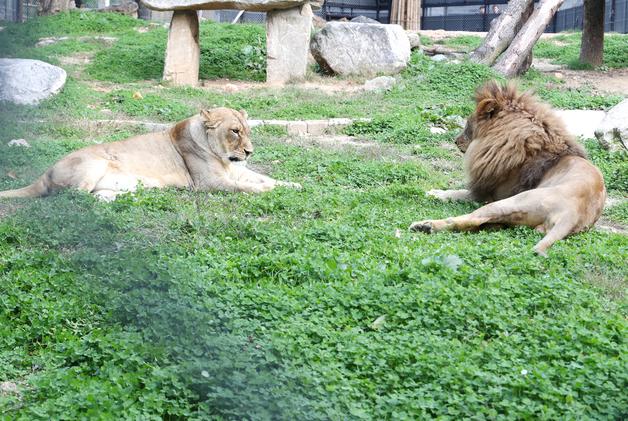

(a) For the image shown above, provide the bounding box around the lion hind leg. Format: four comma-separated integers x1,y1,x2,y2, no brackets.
533,215,577,257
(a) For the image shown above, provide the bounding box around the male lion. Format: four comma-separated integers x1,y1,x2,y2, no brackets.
410,81,606,256
0,107,300,201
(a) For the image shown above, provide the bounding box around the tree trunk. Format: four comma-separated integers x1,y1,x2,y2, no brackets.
39,0,74,15
470,0,534,65
579,0,605,67
493,0,565,77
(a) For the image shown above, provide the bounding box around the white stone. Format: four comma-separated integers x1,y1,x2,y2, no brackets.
594,99,628,152
429,127,447,135
163,10,200,86
7,139,30,147
555,109,606,140
287,121,307,136
266,4,312,85
431,54,447,62
306,120,328,135
0,59,67,105
310,22,410,76
364,76,396,92
140,0,313,12
247,119,264,127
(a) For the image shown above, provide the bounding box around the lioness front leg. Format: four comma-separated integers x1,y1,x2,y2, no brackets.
234,167,302,190
426,189,473,202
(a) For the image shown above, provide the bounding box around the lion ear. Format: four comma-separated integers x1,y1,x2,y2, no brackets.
477,98,499,119
239,109,248,120
200,109,220,129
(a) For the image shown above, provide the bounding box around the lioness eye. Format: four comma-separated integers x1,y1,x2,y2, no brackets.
231,129,240,135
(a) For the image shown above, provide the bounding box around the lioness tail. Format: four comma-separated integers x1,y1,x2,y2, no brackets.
0,176,49,198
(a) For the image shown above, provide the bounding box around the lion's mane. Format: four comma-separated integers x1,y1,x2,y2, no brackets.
464,81,587,201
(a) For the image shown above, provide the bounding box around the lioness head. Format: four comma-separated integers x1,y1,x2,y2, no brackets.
200,107,253,163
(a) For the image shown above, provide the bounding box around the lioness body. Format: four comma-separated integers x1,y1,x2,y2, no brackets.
410,82,606,255
0,108,299,200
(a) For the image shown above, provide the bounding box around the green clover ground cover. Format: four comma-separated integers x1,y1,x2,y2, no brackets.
1,12,627,420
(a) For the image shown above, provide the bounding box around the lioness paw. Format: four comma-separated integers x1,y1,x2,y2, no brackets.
409,221,434,233
276,181,302,190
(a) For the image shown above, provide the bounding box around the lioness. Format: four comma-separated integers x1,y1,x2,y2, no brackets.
0,107,300,201
410,81,606,256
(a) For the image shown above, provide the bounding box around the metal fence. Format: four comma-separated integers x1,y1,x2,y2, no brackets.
421,0,628,33
2,0,627,34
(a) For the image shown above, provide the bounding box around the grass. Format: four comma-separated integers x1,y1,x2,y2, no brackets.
0,12,627,420
534,32,628,69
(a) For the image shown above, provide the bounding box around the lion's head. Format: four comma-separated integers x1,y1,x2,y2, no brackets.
200,107,253,163
456,80,586,202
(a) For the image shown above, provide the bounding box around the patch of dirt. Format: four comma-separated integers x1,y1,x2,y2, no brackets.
595,218,628,235
558,68,628,96
59,52,94,66
585,270,626,302
200,79,364,94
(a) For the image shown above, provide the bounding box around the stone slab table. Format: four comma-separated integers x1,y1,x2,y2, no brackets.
140,0,316,85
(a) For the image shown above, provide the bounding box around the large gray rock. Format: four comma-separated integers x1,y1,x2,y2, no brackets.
310,22,410,76
0,59,67,105
363,76,396,92
555,109,606,140
140,0,314,11
595,99,628,152
351,15,379,24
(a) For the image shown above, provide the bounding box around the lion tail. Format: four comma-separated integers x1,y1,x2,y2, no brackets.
0,175,49,198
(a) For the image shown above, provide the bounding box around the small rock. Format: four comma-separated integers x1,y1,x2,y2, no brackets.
8,139,30,148
101,108,112,114
406,31,421,49
429,127,447,135
364,76,396,92
553,72,564,80
0,381,18,395
0,26,4,32
594,98,628,152
431,54,448,62
350,15,380,24
446,115,466,129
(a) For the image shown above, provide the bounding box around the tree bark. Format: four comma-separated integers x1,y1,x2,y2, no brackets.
470,0,534,65
579,0,605,67
39,0,74,15
493,0,565,78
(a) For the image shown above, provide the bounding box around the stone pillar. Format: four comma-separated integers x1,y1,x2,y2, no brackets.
163,10,200,86
265,4,313,85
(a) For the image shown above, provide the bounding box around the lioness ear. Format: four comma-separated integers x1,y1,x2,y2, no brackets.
200,109,220,129
477,98,499,119
239,109,248,120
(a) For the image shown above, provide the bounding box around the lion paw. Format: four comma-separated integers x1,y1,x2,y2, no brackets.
426,189,450,201
409,221,434,233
